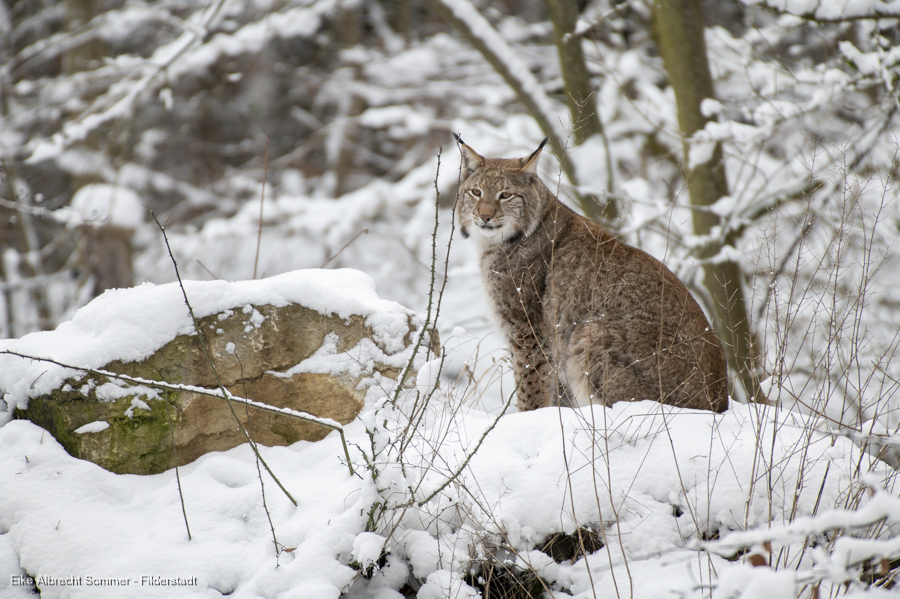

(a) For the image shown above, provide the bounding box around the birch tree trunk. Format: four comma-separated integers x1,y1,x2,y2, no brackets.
652,0,762,402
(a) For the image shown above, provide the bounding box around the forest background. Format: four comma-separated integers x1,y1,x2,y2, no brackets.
3,0,900,597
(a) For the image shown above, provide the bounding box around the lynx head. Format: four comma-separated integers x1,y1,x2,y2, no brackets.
454,135,550,245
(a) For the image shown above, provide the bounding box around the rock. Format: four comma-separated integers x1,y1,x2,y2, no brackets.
4,271,438,475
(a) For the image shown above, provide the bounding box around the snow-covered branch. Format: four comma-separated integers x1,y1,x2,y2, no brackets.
743,0,900,22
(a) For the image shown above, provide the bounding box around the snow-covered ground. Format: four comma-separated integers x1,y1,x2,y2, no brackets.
1,381,897,598
2,262,899,598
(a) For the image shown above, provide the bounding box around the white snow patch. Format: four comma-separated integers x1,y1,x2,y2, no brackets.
95,382,159,404
74,420,110,434
273,332,412,383
0,397,894,598
689,140,717,168
351,531,386,570
416,358,442,392
124,398,151,419
839,41,883,76
417,570,480,599
53,184,144,229
0,269,418,423
701,98,724,117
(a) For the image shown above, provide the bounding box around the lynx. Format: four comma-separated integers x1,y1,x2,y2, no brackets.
454,135,728,413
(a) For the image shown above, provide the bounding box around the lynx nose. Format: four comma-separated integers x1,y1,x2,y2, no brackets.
479,212,494,223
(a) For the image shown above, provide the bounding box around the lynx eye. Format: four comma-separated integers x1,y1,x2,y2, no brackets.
499,192,513,200
469,189,482,198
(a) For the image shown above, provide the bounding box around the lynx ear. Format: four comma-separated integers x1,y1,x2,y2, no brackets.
519,137,549,176
454,133,485,179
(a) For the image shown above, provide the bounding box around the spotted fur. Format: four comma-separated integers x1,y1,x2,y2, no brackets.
455,136,728,413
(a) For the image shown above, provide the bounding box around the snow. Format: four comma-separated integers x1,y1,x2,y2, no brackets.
275,333,414,383
415,358,442,392
0,268,418,422
688,138,717,169
4,145,899,597
417,571,479,599
745,0,900,20
1,393,895,598
351,532,387,570
359,106,433,137
53,183,145,228
839,41,892,77
435,0,567,144
124,398,151,419
1,254,897,599
1,211,898,598
95,382,158,403
73,420,110,434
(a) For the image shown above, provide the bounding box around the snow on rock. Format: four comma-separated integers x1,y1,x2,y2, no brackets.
0,268,419,421
73,421,110,434
0,268,437,476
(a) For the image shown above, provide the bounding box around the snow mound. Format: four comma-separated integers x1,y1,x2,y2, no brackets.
0,399,894,598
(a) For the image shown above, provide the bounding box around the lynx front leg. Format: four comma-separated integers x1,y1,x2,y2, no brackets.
509,333,553,411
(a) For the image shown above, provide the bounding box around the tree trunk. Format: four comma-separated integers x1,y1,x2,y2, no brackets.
84,225,134,296
63,0,107,73
652,0,762,402
543,0,618,222
429,0,601,220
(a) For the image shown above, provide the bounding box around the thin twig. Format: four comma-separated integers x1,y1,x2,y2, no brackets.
395,156,452,452
164,399,191,540
0,350,344,430
393,148,443,402
151,210,298,504
429,146,457,360
417,382,516,507
196,259,220,280
321,228,369,268
236,352,279,561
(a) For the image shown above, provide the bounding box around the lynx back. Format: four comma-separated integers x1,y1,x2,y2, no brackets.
455,135,728,413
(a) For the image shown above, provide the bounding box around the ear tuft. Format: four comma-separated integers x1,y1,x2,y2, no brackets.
456,134,485,179
519,137,549,176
